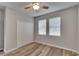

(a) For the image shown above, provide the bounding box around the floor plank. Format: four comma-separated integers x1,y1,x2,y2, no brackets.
29,45,45,56
38,46,51,56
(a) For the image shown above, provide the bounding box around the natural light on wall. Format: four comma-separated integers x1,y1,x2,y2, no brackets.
38,20,46,35
49,17,61,36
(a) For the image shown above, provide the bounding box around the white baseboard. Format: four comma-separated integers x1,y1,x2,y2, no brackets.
4,41,34,53
17,41,34,48
35,41,79,54
3,47,19,56
4,47,18,53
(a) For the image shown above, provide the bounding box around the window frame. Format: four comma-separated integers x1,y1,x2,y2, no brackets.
38,19,47,35
48,16,61,36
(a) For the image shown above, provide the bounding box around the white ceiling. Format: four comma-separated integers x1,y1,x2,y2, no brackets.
0,2,78,17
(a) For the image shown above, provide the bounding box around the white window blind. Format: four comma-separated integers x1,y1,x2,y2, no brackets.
38,20,46,35
49,17,61,36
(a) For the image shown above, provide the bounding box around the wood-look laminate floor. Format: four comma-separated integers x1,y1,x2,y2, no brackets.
2,42,79,56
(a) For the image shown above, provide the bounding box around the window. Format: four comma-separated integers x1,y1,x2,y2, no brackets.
49,17,61,36
38,20,46,35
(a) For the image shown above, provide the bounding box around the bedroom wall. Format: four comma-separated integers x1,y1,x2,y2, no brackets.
17,15,34,48
77,5,79,51
4,7,34,52
4,8,17,52
34,6,78,51
0,9,4,50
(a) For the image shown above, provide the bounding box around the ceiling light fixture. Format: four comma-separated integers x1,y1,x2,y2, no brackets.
33,3,40,10
24,2,49,11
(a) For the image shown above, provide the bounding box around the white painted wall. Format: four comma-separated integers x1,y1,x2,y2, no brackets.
77,5,79,51
4,7,33,52
4,8,17,52
0,9,4,50
17,11,34,48
34,6,78,51
17,21,33,47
